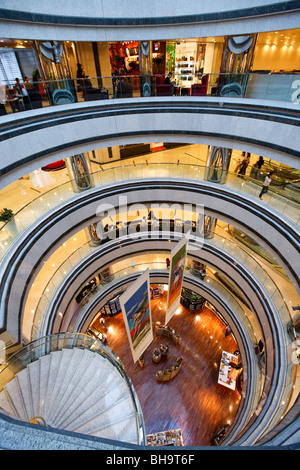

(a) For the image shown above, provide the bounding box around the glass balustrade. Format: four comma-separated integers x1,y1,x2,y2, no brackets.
41,257,264,426
25,231,296,438
33,222,286,342
1,162,299,262
1,72,299,115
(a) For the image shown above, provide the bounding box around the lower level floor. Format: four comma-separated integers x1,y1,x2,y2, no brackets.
91,290,241,447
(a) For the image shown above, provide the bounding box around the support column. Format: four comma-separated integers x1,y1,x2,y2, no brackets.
202,215,217,239
218,34,257,97
139,41,152,97
64,153,98,245
205,146,232,184
64,153,94,193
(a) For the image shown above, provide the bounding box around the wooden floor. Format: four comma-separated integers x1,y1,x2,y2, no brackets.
92,292,242,447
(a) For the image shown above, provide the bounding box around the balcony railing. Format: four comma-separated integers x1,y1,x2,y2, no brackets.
33,222,291,343
1,71,299,116
0,161,299,264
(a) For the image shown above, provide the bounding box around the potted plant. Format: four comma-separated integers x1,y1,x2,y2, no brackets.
0,208,17,237
0,208,14,222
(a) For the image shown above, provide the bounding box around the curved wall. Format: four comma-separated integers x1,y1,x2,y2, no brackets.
0,1,299,449
0,1,299,41
1,181,298,342
50,248,285,446
0,98,299,189
45,237,267,335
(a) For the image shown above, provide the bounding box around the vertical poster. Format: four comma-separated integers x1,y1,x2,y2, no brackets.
165,232,190,325
119,269,153,363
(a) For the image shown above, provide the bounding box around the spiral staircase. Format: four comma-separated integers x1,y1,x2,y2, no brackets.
0,335,145,449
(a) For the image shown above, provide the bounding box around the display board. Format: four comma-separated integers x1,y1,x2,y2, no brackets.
119,269,153,363
165,232,190,324
218,351,239,390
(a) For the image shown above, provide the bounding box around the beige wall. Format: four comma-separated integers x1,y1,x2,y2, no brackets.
252,43,300,71
76,42,97,79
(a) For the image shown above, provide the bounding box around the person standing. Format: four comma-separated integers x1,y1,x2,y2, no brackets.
164,72,173,85
164,72,174,95
238,152,250,176
234,152,246,173
255,156,264,170
259,172,273,199
13,78,25,111
112,64,120,98
252,156,265,178
76,63,85,91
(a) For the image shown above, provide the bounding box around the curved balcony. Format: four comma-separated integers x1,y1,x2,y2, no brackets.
1,72,300,117
33,235,292,444
33,221,292,342
1,178,299,347
1,161,299,261
1,82,299,189
0,2,299,41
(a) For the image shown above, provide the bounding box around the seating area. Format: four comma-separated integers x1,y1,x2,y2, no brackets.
190,75,209,96
84,88,109,101
154,74,209,97
156,357,183,383
152,344,170,363
155,324,182,344
155,84,172,96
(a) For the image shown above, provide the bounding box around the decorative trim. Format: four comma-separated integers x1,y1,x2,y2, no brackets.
0,3,299,26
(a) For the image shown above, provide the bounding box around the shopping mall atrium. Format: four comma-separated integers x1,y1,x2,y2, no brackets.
0,1,299,450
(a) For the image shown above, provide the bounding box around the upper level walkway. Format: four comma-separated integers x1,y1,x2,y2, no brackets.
0,94,299,260
0,0,299,41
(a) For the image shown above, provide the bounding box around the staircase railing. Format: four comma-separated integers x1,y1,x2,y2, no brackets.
0,332,146,445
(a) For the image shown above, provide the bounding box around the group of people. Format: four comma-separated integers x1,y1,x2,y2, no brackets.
235,152,273,199
235,151,251,176
5,77,34,112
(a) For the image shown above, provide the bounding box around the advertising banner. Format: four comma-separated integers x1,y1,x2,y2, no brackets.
119,269,153,363
165,232,190,325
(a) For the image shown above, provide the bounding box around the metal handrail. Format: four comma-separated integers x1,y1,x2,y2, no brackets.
0,161,299,256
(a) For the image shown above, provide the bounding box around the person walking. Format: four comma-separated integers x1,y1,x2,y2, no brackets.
259,172,273,199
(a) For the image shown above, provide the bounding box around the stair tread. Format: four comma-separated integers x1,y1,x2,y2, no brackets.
86,414,138,443
27,360,40,418
16,367,33,421
55,358,120,428
44,349,74,422
4,379,27,420
50,350,108,426
0,346,141,445
66,393,134,433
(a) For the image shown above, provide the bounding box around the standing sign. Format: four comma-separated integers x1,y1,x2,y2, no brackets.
165,232,190,324
119,269,153,363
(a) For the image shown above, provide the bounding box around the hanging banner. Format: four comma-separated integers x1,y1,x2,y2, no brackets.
119,268,153,363
165,232,190,325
